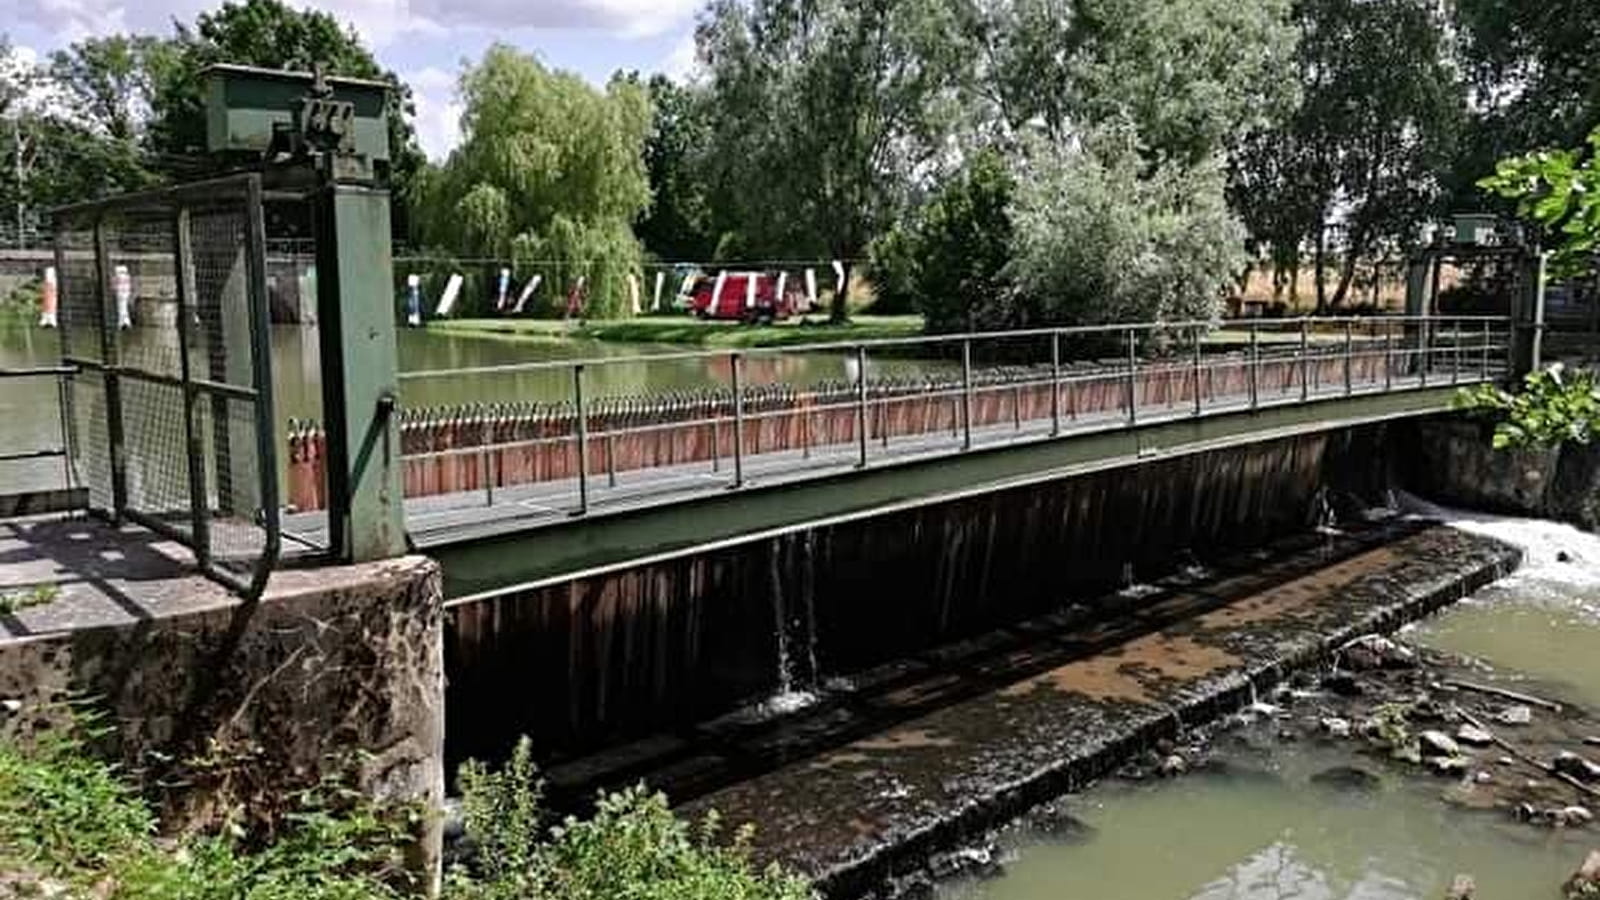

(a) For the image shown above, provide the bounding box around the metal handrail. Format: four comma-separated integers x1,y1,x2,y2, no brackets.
372,317,1514,518
396,314,1512,382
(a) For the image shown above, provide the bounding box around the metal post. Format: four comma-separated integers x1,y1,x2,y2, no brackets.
1384,323,1394,391
1531,251,1549,372
93,217,128,522
1300,318,1310,402
855,345,869,467
572,363,589,515
1452,319,1461,384
1051,331,1063,435
1126,328,1138,426
481,418,494,506
54,373,73,490
605,432,616,488
1192,326,1204,417
172,206,210,562
1480,319,1490,380
961,339,973,450
1343,319,1353,396
730,351,745,487
1249,322,1260,410
1012,383,1021,430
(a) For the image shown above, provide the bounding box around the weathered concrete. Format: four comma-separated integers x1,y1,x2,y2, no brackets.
0,515,444,883
1408,416,1600,530
681,524,1518,898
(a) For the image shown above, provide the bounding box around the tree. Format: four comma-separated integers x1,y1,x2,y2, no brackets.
1479,126,1600,280
414,45,652,318
1449,0,1600,208
1228,0,1461,312
979,0,1297,164
633,74,718,261
870,149,1016,329
695,0,972,321
143,0,424,231
1008,128,1243,327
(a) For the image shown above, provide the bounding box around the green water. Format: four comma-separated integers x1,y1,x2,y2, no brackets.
940,504,1600,900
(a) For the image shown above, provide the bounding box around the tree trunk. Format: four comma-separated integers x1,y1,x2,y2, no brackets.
831,258,852,324
1330,231,1367,310
1314,221,1329,315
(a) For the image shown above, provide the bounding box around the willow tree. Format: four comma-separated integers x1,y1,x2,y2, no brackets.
416,46,651,318
695,0,972,321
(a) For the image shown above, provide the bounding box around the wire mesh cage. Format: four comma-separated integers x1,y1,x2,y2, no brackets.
51,174,280,597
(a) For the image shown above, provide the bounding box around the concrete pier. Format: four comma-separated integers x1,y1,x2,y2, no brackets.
0,515,444,881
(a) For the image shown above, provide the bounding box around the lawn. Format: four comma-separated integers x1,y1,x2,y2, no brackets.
428,313,926,348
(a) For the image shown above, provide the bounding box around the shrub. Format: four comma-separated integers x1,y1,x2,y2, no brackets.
1454,363,1600,449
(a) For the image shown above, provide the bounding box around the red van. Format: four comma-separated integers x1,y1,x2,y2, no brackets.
689,271,802,323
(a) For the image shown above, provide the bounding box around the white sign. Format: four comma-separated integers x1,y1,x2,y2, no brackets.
435,273,464,316
513,274,540,313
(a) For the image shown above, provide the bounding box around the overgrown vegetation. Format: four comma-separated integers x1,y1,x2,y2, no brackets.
0,730,810,900
0,583,60,614
1478,125,1600,280
1455,364,1600,450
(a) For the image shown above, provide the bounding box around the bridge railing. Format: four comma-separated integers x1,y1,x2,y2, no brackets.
285,315,1511,523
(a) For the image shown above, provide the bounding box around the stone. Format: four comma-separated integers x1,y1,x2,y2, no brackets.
1513,802,1540,823
1497,756,1517,766
1428,755,1470,777
1558,550,1573,562
1585,736,1600,748
1566,849,1600,899
1456,724,1494,747
1311,765,1382,793
1419,730,1462,759
1323,672,1364,697
1158,754,1189,777
0,698,20,715
1474,771,1494,784
1342,635,1417,671
1553,753,1600,784
1392,744,1423,766
1557,806,1594,828
1322,717,1353,739
1497,705,1534,726
1446,874,1476,900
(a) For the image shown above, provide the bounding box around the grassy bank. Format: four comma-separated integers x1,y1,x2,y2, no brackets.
0,731,810,900
427,314,924,349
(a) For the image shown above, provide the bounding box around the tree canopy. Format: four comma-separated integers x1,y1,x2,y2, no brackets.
414,45,652,318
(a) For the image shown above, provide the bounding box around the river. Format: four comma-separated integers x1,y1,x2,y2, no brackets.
936,501,1600,900
0,318,949,493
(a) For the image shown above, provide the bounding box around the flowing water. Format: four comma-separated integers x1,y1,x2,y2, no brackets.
938,502,1600,900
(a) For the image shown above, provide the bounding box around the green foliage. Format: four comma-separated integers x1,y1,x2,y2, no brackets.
0,583,60,614
870,149,1016,329
695,0,972,320
415,46,651,318
1008,129,1242,327
0,729,153,878
1227,0,1462,312
634,74,718,261
1478,126,1600,279
1455,364,1600,450
448,740,810,900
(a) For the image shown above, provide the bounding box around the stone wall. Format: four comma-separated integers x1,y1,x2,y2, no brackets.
0,548,444,884
1406,416,1600,529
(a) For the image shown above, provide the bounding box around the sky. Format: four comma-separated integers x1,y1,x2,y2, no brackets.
8,0,701,160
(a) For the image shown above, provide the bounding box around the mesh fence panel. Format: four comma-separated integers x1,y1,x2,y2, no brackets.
51,177,278,595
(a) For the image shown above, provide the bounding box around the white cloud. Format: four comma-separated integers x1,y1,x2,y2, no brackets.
660,29,698,82
408,64,461,160
17,0,698,46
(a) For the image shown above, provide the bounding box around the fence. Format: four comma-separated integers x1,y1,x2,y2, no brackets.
51,174,280,598
285,315,1511,517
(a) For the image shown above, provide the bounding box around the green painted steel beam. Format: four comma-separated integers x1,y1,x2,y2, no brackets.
430,385,1466,598
314,185,406,562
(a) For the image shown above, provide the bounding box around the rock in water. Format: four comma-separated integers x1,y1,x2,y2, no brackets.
1553,752,1600,784
1556,806,1594,828
1323,672,1364,697
1342,635,1417,671
1158,754,1188,778
1497,705,1534,726
1419,730,1462,759
1446,874,1476,900
1565,849,1600,899
1456,724,1494,747
1428,755,1470,777
1310,766,1382,792
1322,717,1353,739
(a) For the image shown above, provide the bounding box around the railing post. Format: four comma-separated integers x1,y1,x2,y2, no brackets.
1419,315,1430,388
1300,318,1310,402
1249,322,1260,410
605,431,617,488
1384,323,1394,391
856,345,870,466
481,417,494,506
961,339,973,450
730,351,745,488
572,363,589,515
1192,325,1204,417
172,205,209,561
1051,330,1063,435
1343,319,1353,396
1480,319,1490,380
94,217,128,522
1452,319,1462,384
1125,328,1138,426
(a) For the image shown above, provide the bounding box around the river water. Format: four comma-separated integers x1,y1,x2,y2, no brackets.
938,502,1600,900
